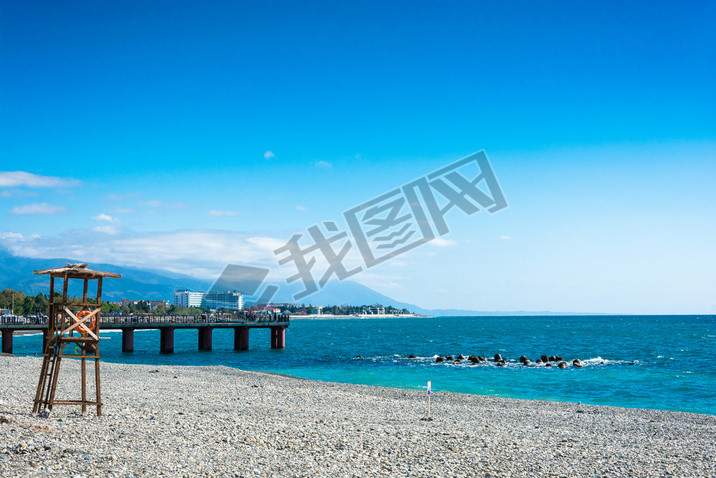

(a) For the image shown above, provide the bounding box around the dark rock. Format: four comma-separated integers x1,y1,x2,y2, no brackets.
558,361,568,369
478,356,487,363
445,355,454,361
545,362,552,367
494,354,503,362
536,359,543,364
457,354,465,360
572,359,583,368
468,355,479,364
519,355,529,364
408,354,417,359
556,356,563,361
496,360,506,367
549,356,558,362
541,355,549,362
522,359,532,366
436,356,444,363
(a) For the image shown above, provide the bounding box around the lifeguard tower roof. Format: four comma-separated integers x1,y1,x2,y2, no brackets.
33,263,122,279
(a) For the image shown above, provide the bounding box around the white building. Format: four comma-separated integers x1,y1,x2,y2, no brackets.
174,290,204,308
203,291,243,311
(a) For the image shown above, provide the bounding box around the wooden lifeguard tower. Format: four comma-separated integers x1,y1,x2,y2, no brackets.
33,263,121,416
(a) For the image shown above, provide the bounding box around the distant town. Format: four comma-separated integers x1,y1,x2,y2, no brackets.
0,287,417,320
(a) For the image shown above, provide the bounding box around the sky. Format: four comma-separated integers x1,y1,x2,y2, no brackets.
1,0,714,314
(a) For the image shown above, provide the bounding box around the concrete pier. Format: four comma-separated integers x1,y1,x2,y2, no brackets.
198,327,213,351
160,328,175,354
2,330,12,354
1,313,289,355
234,327,249,351
122,328,134,353
270,326,286,349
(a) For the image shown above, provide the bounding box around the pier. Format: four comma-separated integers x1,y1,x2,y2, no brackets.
0,313,289,355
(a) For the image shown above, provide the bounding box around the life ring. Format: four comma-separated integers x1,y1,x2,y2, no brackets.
77,310,95,334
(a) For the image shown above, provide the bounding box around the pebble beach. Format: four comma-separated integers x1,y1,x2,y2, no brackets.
1,355,714,478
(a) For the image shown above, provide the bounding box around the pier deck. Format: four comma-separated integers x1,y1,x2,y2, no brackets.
0,313,290,354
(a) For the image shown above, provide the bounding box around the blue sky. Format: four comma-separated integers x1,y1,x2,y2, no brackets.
1,1,714,313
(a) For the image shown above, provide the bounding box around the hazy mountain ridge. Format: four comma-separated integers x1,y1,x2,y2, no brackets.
0,248,592,316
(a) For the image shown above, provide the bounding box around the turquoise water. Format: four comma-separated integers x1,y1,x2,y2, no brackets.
11,315,716,415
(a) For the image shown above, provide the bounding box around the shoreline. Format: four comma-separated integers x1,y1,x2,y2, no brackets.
289,314,434,319
1,356,714,477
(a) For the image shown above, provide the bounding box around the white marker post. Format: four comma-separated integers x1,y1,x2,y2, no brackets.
427,380,432,419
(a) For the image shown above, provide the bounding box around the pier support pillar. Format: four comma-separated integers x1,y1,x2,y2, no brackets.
234,327,249,351
160,328,174,354
270,326,285,349
198,327,212,351
1,330,12,354
122,328,135,353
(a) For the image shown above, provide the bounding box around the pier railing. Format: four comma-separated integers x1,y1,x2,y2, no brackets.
1,312,289,354
1,312,290,327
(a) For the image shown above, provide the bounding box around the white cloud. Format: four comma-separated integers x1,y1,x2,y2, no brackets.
0,232,24,240
112,207,134,214
9,203,68,215
295,205,307,211
500,235,512,240
0,232,40,241
208,210,239,217
428,238,457,247
93,225,119,235
264,151,276,160
0,189,39,198
315,161,331,168
91,213,113,222
0,229,288,280
0,171,81,188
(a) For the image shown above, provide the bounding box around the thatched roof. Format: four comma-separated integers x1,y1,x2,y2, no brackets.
33,263,122,279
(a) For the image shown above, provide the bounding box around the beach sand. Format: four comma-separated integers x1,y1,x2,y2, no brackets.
1,355,714,477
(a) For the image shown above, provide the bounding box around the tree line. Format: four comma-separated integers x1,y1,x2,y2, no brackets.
1,288,413,317
0,289,206,317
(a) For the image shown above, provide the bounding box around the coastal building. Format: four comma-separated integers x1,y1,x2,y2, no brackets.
174,290,204,308
203,291,243,311
147,300,170,310
362,306,385,315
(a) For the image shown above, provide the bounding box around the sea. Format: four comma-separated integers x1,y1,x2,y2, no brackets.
10,315,716,416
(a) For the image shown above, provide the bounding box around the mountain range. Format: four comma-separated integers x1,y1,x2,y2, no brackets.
0,248,587,316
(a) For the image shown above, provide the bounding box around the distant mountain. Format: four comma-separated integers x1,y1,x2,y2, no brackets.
0,248,592,315
264,279,428,313
0,248,210,301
